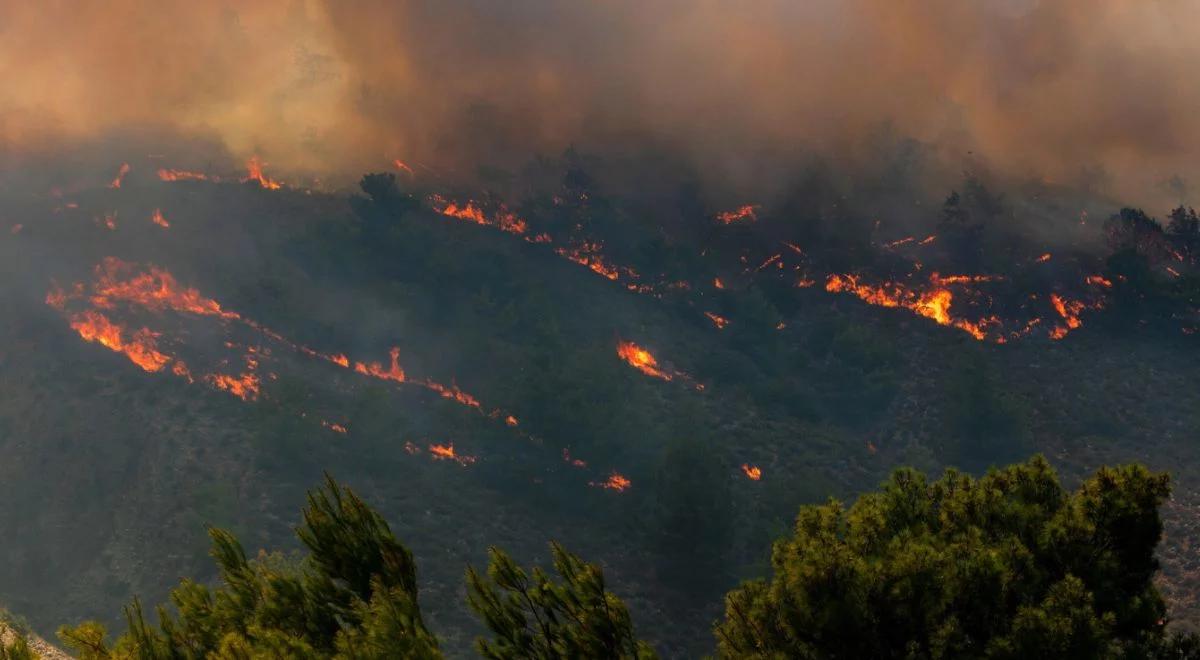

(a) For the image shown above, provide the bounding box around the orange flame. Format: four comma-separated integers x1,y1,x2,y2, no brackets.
616,340,673,381
151,208,170,229
1036,253,1052,263
206,371,261,401
741,464,762,480
157,168,209,182
562,448,587,468
242,156,282,190
704,311,729,329
109,163,130,189
715,205,759,224
322,420,349,434
825,273,997,340
1086,275,1113,288
590,472,631,492
68,310,172,373
393,159,415,176
429,442,477,466
353,347,405,382
713,277,725,290
89,258,240,320
430,195,528,235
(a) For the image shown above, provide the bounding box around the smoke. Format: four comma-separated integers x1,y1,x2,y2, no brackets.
3,0,1199,204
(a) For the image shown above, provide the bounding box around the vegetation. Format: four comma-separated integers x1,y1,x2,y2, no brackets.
714,456,1192,659
26,456,1195,659
53,476,652,659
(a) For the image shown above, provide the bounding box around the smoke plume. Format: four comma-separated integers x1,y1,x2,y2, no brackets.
3,0,1198,203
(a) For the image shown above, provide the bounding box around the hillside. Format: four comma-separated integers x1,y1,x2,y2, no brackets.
0,161,1197,656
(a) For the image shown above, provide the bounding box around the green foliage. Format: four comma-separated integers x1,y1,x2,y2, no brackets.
466,543,657,659
942,353,1030,470
649,433,734,594
714,456,1176,659
0,629,37,660
57,475,440,659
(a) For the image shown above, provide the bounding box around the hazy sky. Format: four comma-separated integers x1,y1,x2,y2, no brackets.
3,0,1198,202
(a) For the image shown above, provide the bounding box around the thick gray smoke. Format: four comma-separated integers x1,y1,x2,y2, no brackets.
3,0,1198,204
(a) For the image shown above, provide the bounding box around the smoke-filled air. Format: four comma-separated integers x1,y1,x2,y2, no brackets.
1,2,1199,658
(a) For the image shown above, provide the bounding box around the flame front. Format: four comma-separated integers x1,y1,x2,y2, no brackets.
242,156,282,190
68,310,172,373
151,208,170,228
741,464,762,480
109,163,130,189
157,168,209,182
590,472,632,492
429,442,477,466
716,205,759,224
616,340,672,381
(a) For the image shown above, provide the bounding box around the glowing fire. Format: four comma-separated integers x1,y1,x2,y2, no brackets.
89,258,239,320
393,159,415,176
109,163,130,189
429,442,477,466
68,310,172,373
157,168,209,182
322,420,349,435
151,208,170,228
430,195,528,235
353,347,406,382
555,242,629,281
716,205,759,225
714,277,725,290
616,340,673,381
590,472,631,492
705,311,730,329
562,448,587,468
824,273,997,341
207,372,261,401
1036,253,1052,263
741,464,762,480
242,156,282,190
1086,275,1113,288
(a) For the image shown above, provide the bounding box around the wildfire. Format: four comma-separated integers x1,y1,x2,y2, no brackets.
322,420,349,435
68,310,172,373
242,156,282,190
824,273,997,341
741,464,762,480
713,277,725,290
616,340,673,381
562,448,587,468
99,213,118,230
555,242,627,281
715,205,759,224
393,159,415,176
883,236,915,249
429,442,477,466
590,472,632,492
157,168,209,182
151,208,170,228
423,380,482,408
89,257,239,320
1086,275,1113,288
353,347,405,382
1036,253,1052,263
109,163,130,189
430,195,528,235
705,311,730,329
207,372,261,401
